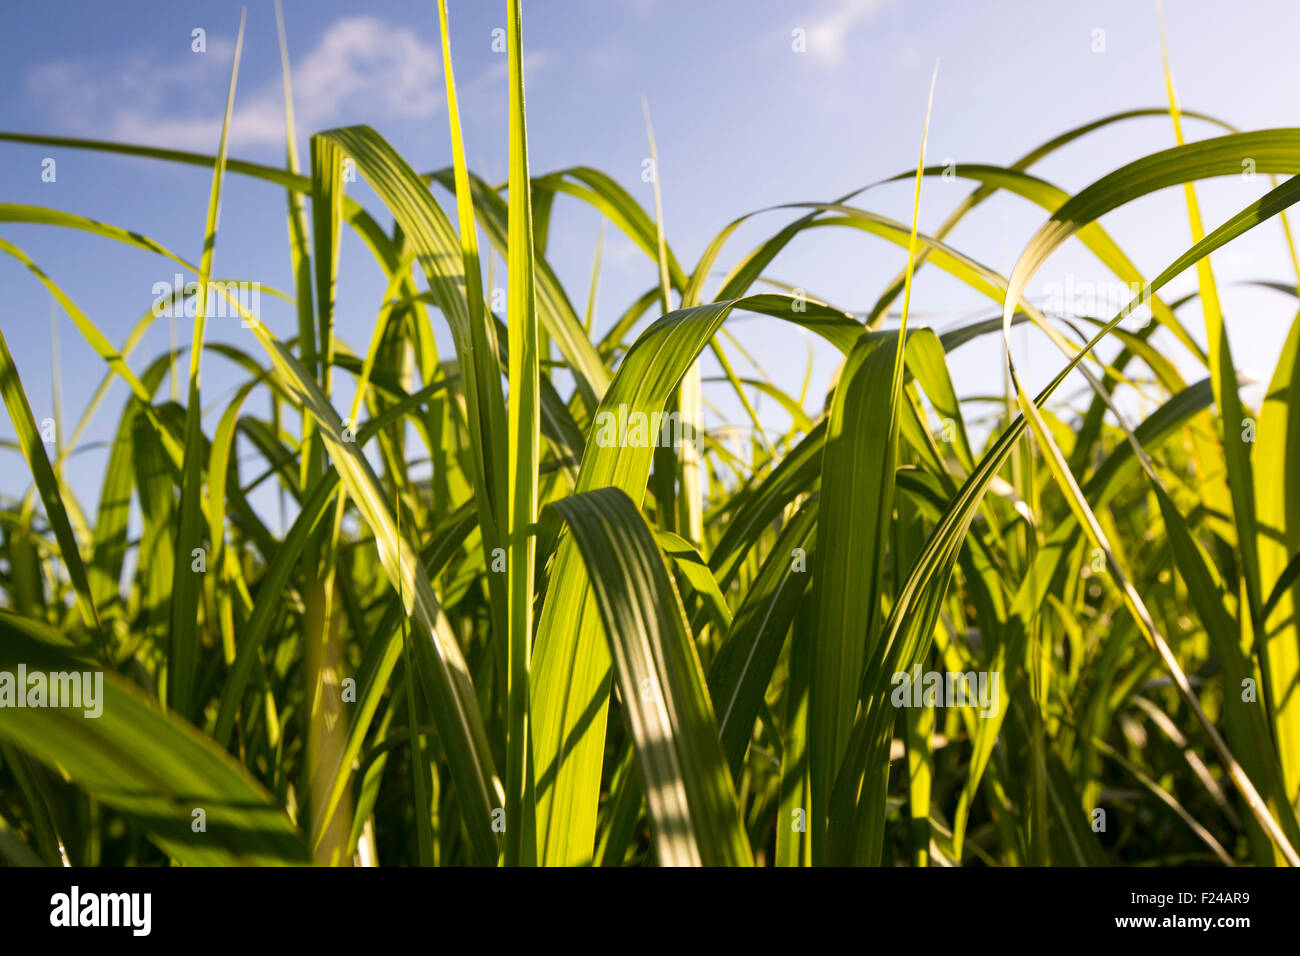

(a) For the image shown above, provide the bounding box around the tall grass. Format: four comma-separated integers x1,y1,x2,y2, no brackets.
1,4,1299,866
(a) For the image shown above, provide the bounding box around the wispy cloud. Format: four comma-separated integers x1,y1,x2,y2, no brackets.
804,0,895,66
26,16,455,151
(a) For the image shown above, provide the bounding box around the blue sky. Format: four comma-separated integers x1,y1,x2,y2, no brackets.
3,0,1299,516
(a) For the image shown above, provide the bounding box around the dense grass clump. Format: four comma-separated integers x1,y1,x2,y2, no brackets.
1,3,1299,866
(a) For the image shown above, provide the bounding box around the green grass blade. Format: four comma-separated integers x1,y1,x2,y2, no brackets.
0,625,307,864
501,0,542,865
0,326,105,652
168,10,245,718
1255,310,1300,821
529,293,854,864
549,487,751,866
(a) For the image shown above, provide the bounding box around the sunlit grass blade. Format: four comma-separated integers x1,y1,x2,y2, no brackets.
529,293,854,864
549,487,751,865
168,10,244,719
501,0,541,865
813,65,936,864
1253,310,1300,826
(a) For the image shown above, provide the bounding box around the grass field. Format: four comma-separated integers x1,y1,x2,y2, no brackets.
1,1,1299,866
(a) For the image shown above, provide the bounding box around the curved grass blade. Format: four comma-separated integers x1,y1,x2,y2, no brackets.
549,487,751,866
529,293,855,864
0,326,105,653
0,625,307,865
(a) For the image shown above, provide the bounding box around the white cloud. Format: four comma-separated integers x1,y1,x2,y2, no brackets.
805,0,895,66
24,16,465,151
